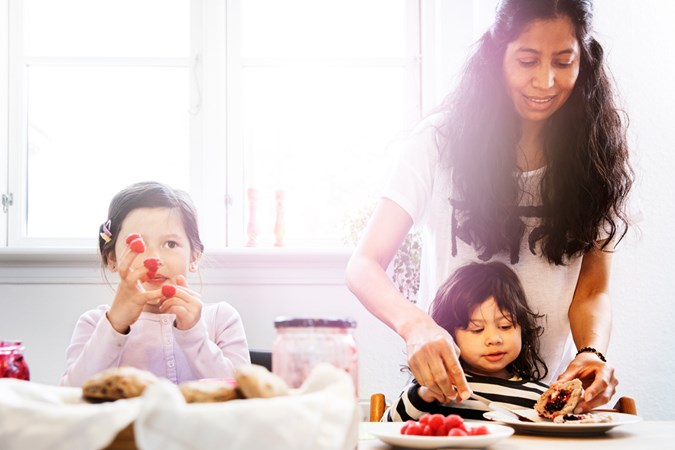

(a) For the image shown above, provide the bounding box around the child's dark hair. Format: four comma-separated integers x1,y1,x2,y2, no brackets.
98,181,204,266
430,261,548,380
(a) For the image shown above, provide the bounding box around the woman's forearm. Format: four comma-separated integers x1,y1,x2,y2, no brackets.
345,252,431,338
345,198,434,338
568,244,613,353
569,290,612,353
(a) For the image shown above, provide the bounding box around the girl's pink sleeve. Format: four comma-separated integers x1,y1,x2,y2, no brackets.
173,302,250,379
58,306,128,387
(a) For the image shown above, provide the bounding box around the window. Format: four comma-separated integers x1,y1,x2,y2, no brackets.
4,0,195,248
1,0,494,250
226,0,417,247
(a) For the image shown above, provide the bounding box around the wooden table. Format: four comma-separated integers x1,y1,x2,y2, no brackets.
358,421,674,449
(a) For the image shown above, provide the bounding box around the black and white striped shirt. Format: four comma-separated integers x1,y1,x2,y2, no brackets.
383,372,548,422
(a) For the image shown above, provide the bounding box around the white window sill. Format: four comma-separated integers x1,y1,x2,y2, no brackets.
0,247,353,285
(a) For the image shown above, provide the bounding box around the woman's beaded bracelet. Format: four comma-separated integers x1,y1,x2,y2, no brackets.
576,346,606,362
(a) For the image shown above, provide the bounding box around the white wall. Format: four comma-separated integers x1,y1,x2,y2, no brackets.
592,0,675,420
1,0,675,421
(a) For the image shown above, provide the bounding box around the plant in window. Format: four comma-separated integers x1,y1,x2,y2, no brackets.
343,203,421,302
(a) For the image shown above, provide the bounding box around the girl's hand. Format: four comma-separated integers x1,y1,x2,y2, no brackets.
556,352,617,413
107,244,162,334
158,275,202,330
405,320,471,403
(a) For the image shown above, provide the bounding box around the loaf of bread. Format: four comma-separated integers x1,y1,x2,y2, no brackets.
82,366,159,402
534,378,583,419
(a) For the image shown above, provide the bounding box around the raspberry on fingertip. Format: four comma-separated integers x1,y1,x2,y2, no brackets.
143,257,161,272
128,238,146,253
162,284,177,298
125,233,142,245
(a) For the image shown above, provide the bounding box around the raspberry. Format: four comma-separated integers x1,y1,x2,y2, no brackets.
143,258,160,272
403,423,423,436
443,414,464,430
125,233,142,245
162,285,176,298
427,414,445,431
128,238,146,253
468,425,489,435
400,421,411,434
421,425,433,436
434,424,448,436
448,427,468,436
418,413,431,425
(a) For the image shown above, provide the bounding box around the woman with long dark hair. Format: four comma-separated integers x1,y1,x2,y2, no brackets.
346,0,632,412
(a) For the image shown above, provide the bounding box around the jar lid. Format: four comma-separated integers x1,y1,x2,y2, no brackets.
274,317,356,328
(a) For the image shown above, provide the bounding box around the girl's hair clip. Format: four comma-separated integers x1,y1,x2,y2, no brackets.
100,219,112,244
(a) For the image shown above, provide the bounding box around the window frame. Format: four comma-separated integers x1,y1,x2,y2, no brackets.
0,0,9,246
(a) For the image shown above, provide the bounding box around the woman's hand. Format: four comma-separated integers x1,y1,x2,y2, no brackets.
107,246,162,334
404,319,471,403
345,199,470,402
418,385,447,403
158,275,203,330
557,352,617,413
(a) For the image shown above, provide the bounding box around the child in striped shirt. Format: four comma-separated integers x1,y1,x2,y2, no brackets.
385,261,549,421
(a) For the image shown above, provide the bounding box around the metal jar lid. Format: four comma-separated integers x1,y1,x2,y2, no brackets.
274,317,356,329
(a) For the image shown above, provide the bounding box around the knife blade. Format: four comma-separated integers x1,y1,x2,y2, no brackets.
469,392,539,422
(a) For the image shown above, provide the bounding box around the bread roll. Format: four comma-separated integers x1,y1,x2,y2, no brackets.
82,366,158,402
179,379,241,403
235,364,289,399
534,378,583,419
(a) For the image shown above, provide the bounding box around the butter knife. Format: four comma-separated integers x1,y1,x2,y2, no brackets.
469,393,538,423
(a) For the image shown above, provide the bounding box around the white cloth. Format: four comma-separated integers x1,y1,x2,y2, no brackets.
135,364,359,450
384,113,590,383
0,364,358,450
0,379,142,450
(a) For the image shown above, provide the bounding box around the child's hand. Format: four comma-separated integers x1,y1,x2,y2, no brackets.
157,275,202,330
106,236,163,333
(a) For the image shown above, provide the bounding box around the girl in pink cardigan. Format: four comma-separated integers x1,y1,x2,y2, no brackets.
60,181,249,386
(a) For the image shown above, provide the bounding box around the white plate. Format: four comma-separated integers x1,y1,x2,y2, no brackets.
367,422,514,449
483,409,643,436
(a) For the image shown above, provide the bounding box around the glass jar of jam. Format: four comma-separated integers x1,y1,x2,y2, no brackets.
0,340,30,381
272,317,358,394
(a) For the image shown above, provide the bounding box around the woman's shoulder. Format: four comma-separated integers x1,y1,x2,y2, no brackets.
389,111,450,171
410,111,450,137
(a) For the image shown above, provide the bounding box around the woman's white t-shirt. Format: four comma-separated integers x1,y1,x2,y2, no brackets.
384,113,584,383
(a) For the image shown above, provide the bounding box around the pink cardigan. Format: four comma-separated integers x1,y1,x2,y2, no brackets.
59,302,250,386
